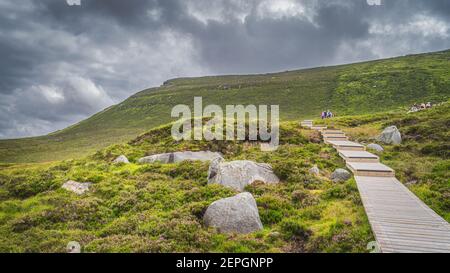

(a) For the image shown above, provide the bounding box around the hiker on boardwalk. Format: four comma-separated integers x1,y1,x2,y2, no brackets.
321,111,326,119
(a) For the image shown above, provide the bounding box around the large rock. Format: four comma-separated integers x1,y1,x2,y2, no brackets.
331,169,352,183
138,153,173,164
138,151,222,164
113,155,130,164
367,143,384,152
172,151,222,163
208,158,280,191
62,180,92,195
378,126,402,145
203,192,263,234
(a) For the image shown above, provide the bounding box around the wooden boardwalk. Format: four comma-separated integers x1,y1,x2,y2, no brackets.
356,176,450,253
303,121,450,253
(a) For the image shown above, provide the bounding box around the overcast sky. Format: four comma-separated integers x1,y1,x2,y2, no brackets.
0,0,449,139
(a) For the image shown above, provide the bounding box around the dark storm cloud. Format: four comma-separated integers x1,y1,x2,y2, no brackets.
0,0,449,138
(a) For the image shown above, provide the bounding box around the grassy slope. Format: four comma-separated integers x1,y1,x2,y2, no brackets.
1,50,449,163
0,102,448,253
0,121,374,253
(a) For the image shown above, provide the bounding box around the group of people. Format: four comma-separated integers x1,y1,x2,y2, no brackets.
321,110,334,119
408,102,433,113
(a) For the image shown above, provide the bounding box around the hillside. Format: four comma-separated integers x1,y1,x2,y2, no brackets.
0,102,448,253
1,50,450,163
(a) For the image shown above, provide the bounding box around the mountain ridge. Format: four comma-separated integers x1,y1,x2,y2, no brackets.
1,49,449,163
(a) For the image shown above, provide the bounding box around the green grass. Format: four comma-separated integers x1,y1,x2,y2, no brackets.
1,50,449,163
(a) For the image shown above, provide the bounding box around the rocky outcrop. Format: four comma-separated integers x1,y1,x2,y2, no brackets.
207,158,280,191
331,169,352,183
113,155,130,164
138,151,222,164
62,180,92,195
378,126,402,145
203,192,263,234
367,143,384,152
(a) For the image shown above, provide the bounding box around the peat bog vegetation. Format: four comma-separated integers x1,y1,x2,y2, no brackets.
0,50,449,253
0,119,374,252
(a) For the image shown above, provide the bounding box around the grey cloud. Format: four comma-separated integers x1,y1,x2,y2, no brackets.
0,0,449,138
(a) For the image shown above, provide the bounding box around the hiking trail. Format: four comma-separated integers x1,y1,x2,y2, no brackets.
301,120,450,253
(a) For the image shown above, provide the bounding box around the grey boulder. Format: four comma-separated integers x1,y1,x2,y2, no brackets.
62,180,92,195
138,151,222,164
309,165,320,176
378,126,402,145
331,169,352,183
113,155,130,164
138,153,172,164
208,158,280,191
203,192,263,234
367,143,384,152
173,151,223,163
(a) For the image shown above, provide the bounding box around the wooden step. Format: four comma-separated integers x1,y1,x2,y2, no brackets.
322,132,346,138
327,140,365,151
322,130,343,134
339,150,379,163
347,162,395,177
311,126,327,131
323,137,348,144
324,135,348,141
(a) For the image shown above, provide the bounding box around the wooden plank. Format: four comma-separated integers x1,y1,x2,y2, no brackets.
377,236,450,250
347,162,394,172
327,140,364,147
377,231,450,242
324,136,349,142
324,136,348,140
328,140,366,151
300,120,313,128
347,162,395,177
375,227,450,238
321,129,343,134
311,126,327,130
339,150,379,163
322,133,346,137
339,150,378,159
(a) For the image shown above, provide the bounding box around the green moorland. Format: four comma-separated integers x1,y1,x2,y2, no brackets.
1,49,449,163
0,102,448,253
